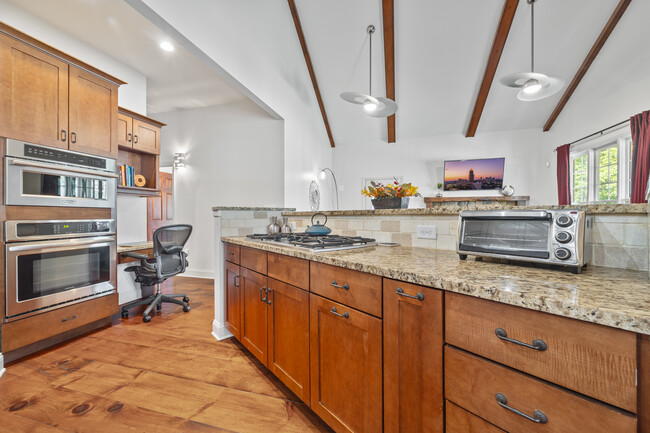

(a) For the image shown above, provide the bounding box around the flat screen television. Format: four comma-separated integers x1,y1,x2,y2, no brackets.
443,157,505,191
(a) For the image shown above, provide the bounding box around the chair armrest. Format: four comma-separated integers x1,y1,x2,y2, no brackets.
121,252,149,260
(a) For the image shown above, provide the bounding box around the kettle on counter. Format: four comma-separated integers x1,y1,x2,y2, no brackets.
305,212,332,235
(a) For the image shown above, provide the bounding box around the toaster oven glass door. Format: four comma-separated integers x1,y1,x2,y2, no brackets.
460,219,550,259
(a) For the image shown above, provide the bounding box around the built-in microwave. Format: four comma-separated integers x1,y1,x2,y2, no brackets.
456,210,592,273
4,139,117,208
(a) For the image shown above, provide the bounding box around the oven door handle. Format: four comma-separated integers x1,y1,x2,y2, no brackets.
9,158,119,179
7,236,116,252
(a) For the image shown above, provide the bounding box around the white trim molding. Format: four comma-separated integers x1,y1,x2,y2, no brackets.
0,353,5,378
212,319,234,341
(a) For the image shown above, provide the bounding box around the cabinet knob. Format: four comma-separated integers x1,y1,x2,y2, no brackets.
396,287,424,301
127,133,132,143
234,275,240,287
61,314,78,322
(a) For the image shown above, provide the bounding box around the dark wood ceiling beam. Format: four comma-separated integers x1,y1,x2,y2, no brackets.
287,0,335,147
543,0,632,132
465,0,519,138
382,0,396,143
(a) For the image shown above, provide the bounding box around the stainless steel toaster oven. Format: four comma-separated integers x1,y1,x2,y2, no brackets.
456,209,592,273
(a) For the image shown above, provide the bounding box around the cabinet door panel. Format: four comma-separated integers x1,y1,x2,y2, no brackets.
225,261,241,340
240,267,268,366
117,112,133,148
69,66,118,158
0,33,68,148
132,119,160,154
309,294,382,433
383,279,443,433
267,278,310,403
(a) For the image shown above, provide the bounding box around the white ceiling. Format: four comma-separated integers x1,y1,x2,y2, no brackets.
296,0,647,142
8,0,247,114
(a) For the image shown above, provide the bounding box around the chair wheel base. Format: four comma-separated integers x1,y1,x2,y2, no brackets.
183,296,190,303
157,303,162,311
121,311,129,319
143,315,152,323
183,306,190,312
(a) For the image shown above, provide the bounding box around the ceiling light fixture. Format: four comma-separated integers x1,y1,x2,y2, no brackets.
159,41,175,52
499,0,564,101
340,25,397,117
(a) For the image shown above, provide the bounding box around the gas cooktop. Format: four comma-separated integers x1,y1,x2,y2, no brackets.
246,233,376,252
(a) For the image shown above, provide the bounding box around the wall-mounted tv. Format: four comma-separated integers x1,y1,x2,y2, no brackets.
443,157,505,191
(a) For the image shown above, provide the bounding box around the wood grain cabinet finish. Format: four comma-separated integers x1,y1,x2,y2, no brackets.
641,334,650,433
224,243,241,265
309,294,382,433
225,261,242,340
268,252,309,290
117,112,133,148
446,402,506,433
310,262,382,317
240,267,268,366
445,293,638,412
0,32,69,149
445,347,637,433
383,279,443,433
267,278,310,403
68,65,118,158
132,118,160,154
241,246,268,275
1,293,118,353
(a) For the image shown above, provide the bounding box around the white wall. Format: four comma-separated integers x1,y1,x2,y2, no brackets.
155,99,284,276
139,0,332,211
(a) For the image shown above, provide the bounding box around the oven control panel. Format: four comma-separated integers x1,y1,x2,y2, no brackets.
5,219,116,242
24,144,107,169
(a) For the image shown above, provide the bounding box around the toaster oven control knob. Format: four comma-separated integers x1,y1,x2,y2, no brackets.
555,231,572,243
554,248,571,260
556,215,573,228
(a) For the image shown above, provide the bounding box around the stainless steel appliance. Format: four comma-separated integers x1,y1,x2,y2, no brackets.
4,219,117,321
457,209,592,273
5,139,117,208
247,233,376,252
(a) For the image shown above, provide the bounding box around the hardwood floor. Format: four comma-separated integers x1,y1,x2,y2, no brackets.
0,277,332,432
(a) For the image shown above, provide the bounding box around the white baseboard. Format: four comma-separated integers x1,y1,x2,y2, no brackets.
183,269,215,279
0,353,5,378
212,319,233,341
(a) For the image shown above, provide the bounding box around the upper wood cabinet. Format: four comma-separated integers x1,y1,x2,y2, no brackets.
117,112,133,148
0,25,124,158
133,118,160,154
117,107,164,155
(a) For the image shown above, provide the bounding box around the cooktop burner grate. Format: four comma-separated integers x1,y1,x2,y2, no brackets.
246,233,376,251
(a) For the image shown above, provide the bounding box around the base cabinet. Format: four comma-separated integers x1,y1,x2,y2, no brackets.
224,261,241,340
309,294,382,433
240,267,268,365
383,279,443,433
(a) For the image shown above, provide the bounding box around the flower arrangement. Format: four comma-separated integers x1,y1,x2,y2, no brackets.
361,180,420,198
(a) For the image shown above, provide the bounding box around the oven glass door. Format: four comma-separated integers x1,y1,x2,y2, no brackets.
6,237,116,319
23,170,108,200
460,219,551,259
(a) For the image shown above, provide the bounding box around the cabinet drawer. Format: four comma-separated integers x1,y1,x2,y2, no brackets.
310,262,382,317
268,252,308,290
1,293,117,352
241,246,267,274
445,347,637,433
446,401,505,433
224,243,240,265
445,293,637,412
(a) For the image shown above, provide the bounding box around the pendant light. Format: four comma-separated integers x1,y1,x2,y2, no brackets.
499,0,564,101
341,25,398,117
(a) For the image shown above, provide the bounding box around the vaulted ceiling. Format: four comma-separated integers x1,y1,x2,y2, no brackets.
294,0,644,143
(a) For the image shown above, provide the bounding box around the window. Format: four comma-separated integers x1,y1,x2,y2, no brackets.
569,131,632,204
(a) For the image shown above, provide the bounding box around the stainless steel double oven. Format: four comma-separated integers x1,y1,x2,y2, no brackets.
4,140,118,321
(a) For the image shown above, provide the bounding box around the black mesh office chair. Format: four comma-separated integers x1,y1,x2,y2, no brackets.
120,224,193,323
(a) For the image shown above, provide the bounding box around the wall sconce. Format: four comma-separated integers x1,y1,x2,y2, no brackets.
173,152,186,168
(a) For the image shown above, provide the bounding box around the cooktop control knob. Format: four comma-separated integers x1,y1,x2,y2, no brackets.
556,215,573,228
554,248,571,260
555,231,572,243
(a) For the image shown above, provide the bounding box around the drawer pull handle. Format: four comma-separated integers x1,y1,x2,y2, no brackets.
61,315,78,322
265,289,272,305
227,251,234,255
234,275,240,287
330,307,349,319
396,287,424,301
260,286,267,302
495,328,547,351
331,280,349,290
495,393,548,424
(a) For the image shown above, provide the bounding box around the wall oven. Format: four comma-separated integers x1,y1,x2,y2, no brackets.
5,219,116,321
457,210,592,273
5,139,117,208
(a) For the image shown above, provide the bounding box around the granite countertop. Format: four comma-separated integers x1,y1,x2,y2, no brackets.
282,203,648,217
212,206,296,212
117,241,153,253
223,236,650,335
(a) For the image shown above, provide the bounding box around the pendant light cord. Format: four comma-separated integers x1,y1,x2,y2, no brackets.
530,0,535,72
368,25,374,95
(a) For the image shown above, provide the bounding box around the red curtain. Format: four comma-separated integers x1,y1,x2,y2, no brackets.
556,143,571,205
631,110,650,203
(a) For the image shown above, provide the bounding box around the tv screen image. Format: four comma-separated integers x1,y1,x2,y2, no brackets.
443,158,504,191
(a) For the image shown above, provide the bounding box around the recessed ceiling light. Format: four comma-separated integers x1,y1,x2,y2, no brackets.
159,41,174,52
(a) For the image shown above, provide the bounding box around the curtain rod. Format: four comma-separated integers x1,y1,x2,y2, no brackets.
554,118,630,151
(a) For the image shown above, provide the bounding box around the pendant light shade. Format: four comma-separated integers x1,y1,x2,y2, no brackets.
340,25,397,117
500,0,564,101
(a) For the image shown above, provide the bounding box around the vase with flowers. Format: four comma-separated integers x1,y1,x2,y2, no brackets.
436,182,443,197
362,180,420,209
